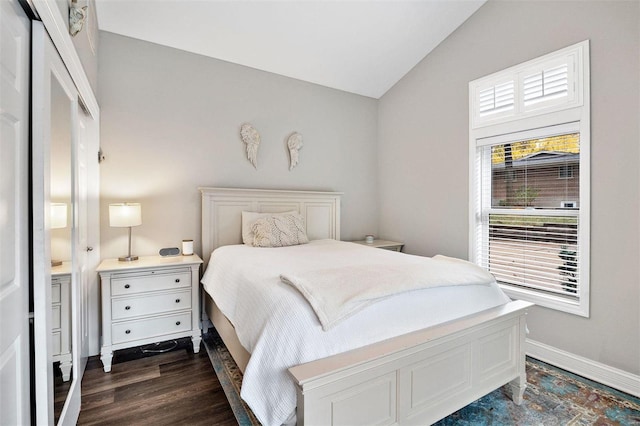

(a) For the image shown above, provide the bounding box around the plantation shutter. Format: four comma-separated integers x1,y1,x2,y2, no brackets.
479,81,515,116
523,63,569,107
476,126,581,298
470,46,581,129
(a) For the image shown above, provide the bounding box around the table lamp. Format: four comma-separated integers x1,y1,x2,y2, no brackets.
50,203,67,267
109,203,142,261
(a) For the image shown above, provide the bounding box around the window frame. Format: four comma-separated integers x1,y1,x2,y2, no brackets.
469,41,590,317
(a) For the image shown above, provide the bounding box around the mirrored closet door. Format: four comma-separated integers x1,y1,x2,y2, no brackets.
32,20,87,425
49,59,74,423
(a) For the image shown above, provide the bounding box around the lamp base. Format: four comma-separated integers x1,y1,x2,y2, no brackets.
118,255,139,262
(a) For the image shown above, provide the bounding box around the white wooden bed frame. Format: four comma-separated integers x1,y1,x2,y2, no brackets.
200,187,533,426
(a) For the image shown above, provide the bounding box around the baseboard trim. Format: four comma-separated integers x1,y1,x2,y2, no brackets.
526,339,640,398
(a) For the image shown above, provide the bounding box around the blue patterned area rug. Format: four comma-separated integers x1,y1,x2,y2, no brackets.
203,331,640,425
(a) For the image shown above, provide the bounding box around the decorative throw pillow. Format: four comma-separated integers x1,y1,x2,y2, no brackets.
251,214,309,247
241,210,297,245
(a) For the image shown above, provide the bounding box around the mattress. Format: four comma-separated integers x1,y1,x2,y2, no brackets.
200,239,511,426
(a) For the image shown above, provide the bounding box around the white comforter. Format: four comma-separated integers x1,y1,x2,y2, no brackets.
200,240,510,426
280,255,496,330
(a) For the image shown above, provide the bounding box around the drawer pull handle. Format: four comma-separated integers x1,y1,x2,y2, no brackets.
175,321,181,326
125,329,131,334
125,306,131,310
124,284,130,289
175,278,180,283
175,299,180,303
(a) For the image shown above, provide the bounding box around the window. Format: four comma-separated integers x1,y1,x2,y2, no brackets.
469,41,590,316
558,164,573,179
470,42,583,129
477,126,581,296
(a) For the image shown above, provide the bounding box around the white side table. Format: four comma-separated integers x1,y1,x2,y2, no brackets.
351,239,404,252
97,255,203,372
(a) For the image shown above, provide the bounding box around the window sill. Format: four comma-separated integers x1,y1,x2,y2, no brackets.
499,284,589,317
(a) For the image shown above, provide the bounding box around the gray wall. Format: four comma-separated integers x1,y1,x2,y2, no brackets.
378,0,639,375
71,0,99,92
98,1,639,377
98,32,379,260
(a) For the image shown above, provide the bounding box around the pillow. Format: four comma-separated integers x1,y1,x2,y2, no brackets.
241,210,297,245
251,213,309,248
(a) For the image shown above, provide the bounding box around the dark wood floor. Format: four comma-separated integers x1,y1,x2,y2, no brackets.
75,339,238,425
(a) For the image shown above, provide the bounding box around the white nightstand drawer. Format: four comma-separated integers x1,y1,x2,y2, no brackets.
52,331,61,355
52,305,61,330
111,269,190,296
51,283,61,304
112,290,192,320
112,312,192,344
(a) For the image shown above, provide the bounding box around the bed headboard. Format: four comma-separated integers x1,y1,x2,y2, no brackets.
200,187,342,264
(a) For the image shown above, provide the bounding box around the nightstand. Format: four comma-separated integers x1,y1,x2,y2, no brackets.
51,262,72,381
97,255,203,372
351,239,404,252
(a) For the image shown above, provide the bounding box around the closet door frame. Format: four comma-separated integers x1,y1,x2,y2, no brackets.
29,0,99,118
31,0,101,364
28,1,99,423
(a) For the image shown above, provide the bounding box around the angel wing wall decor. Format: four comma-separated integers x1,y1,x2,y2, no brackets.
69,4,88,37
287,132,303,171
240,123,261,169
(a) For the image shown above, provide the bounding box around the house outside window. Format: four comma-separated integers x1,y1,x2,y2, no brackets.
491,135,579,209
469,41,590,316
558,164,574,179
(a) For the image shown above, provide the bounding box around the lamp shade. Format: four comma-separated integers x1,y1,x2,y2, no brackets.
50,203,67,229
109,203,142,227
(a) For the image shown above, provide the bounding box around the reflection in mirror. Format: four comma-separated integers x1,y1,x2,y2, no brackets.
50,73,73,423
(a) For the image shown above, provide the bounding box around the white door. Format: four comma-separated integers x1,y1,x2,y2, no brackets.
76,112,89,368
0,1,31,424
76,105,98,368
81,109,101,357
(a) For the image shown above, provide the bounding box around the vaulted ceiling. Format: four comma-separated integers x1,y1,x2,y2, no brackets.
95,0,485,98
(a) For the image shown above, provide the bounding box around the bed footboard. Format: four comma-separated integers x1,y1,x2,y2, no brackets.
289,300,532,425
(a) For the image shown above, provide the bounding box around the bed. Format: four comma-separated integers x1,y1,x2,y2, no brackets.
199,187,533,426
